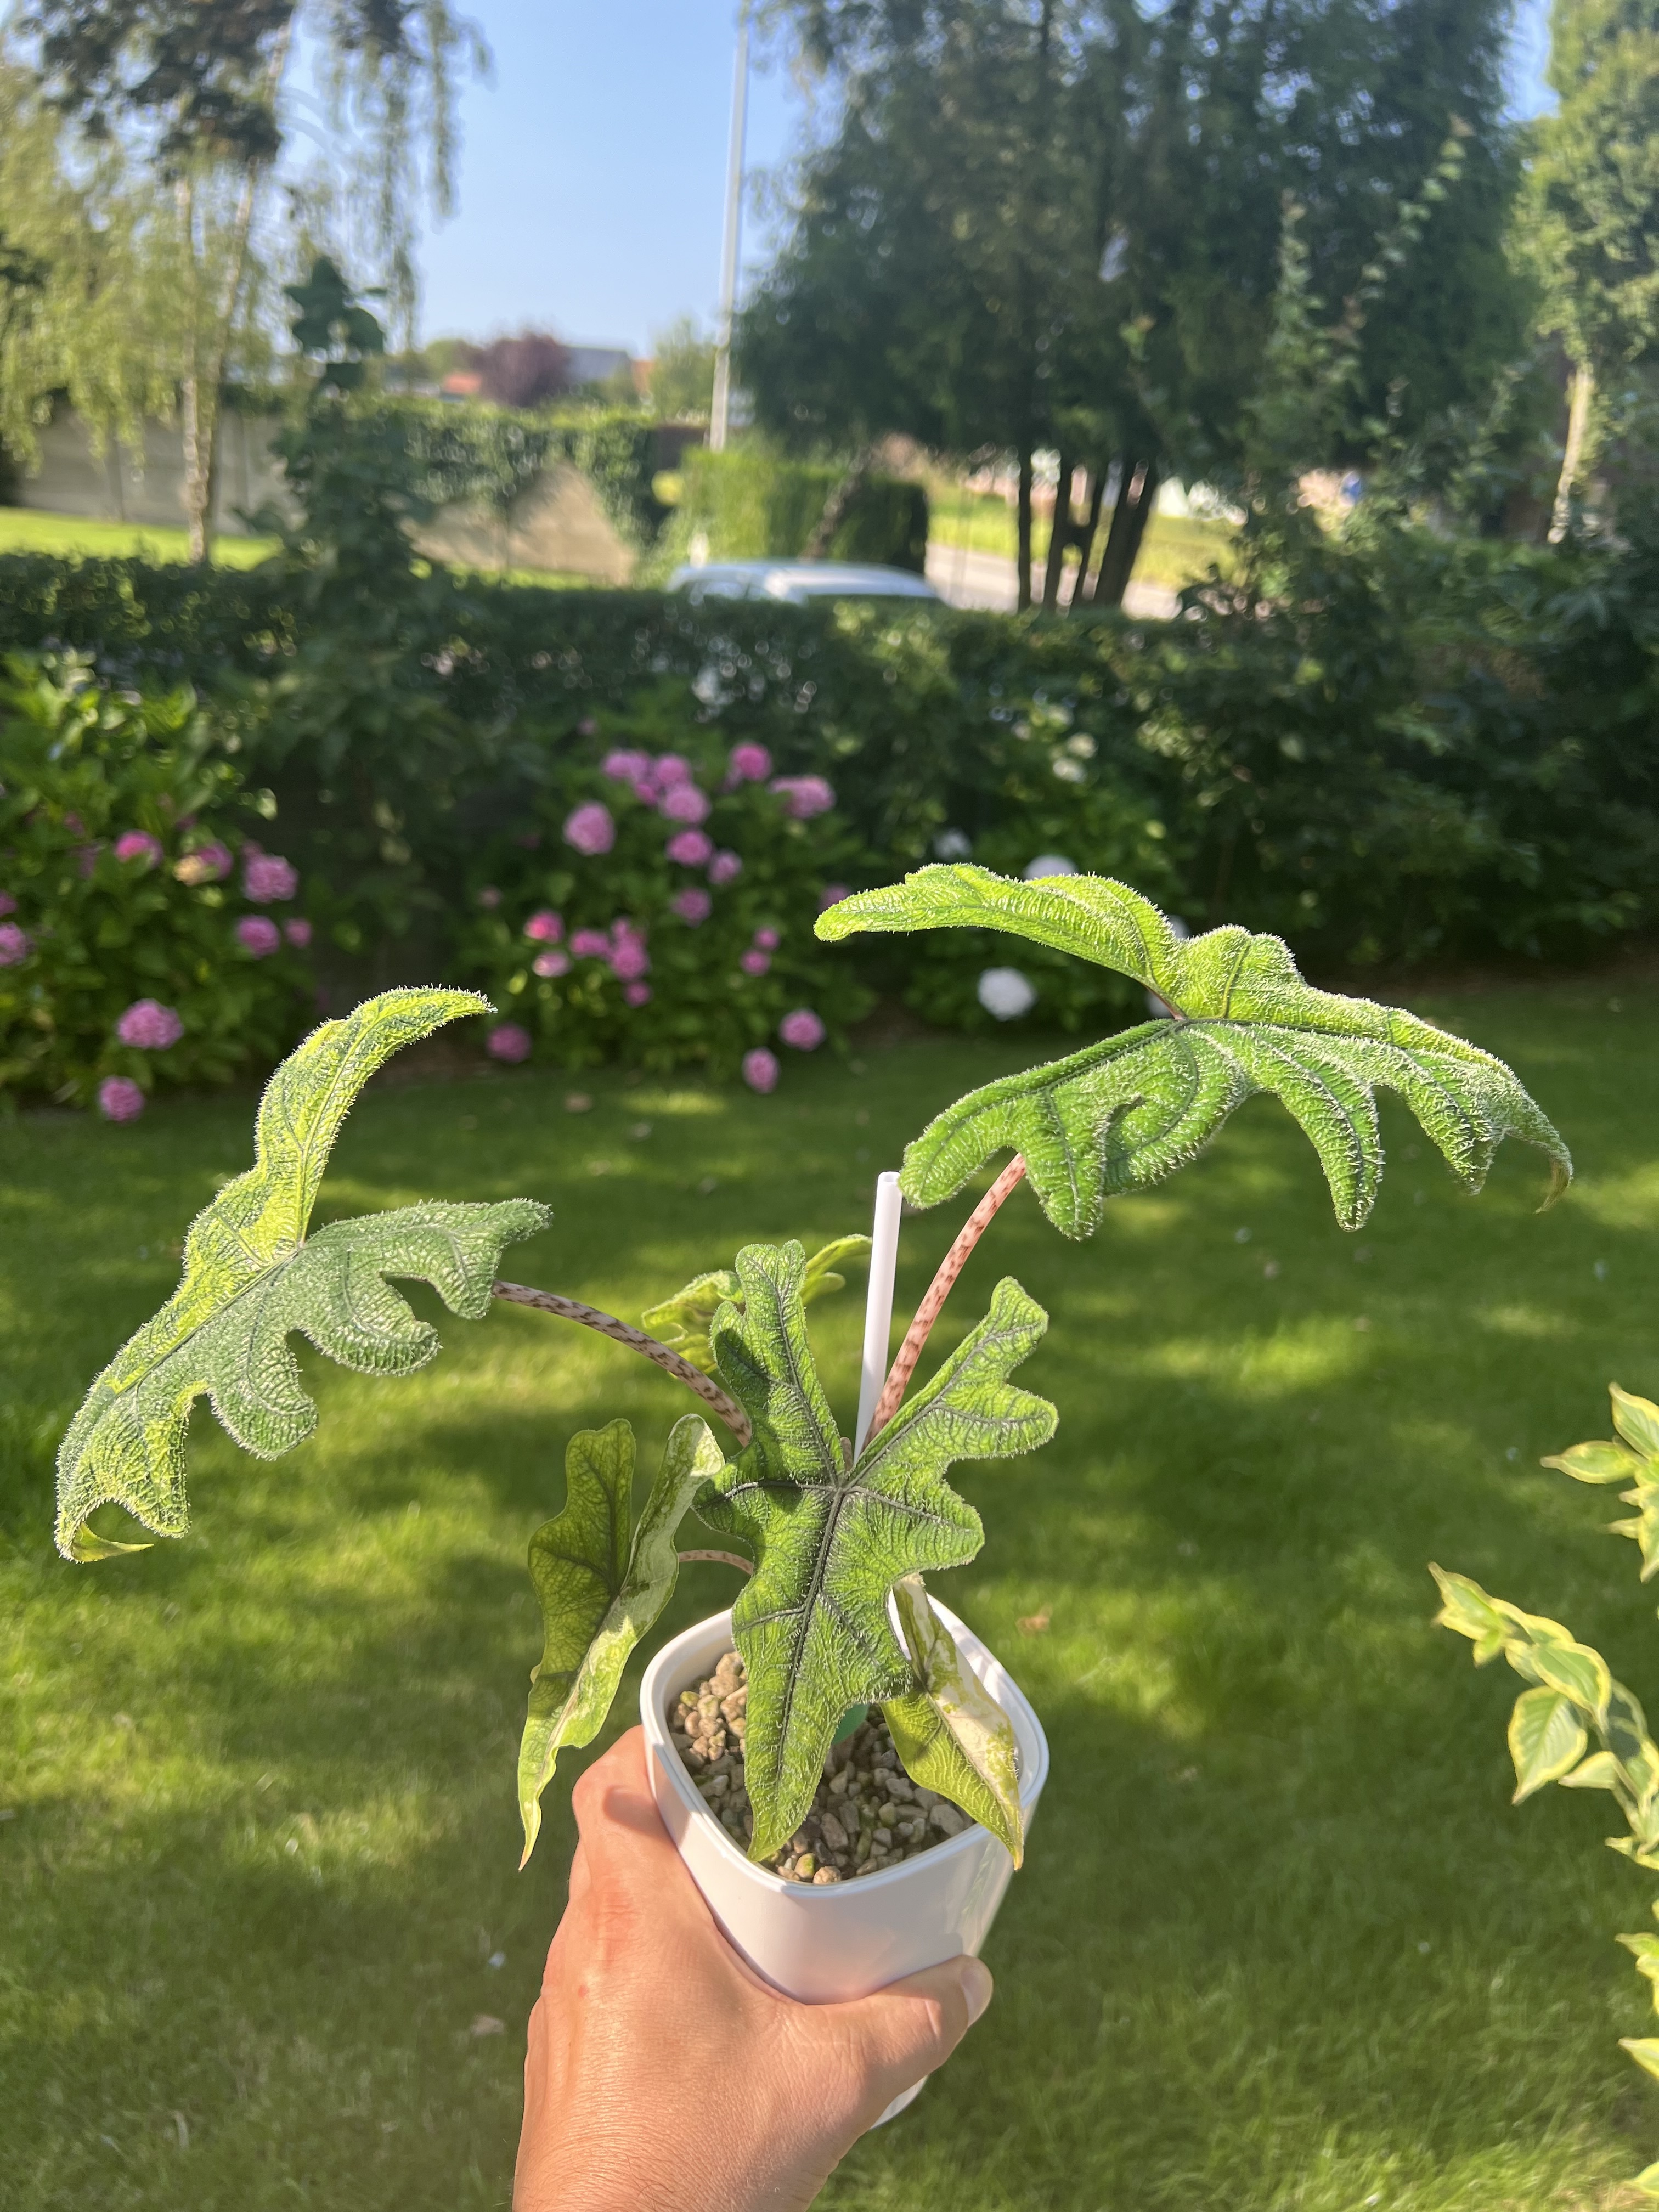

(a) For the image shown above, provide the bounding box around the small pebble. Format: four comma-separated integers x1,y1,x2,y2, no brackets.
669,1652,969,1880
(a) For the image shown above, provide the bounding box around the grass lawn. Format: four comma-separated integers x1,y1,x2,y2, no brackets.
0,507,280,566
5,981,1659,2208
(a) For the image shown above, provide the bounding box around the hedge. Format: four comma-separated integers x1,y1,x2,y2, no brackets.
0,510,1655,1081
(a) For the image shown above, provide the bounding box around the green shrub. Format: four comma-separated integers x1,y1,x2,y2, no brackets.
657,446,929,573
0,655,313,1109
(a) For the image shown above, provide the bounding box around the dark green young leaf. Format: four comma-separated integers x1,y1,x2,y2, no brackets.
55,988,548,1559
698,1244,1054,1860
819,868,1570,1235
517,1414,725,1866
883,1574,1023,1863
641,1234,871,1376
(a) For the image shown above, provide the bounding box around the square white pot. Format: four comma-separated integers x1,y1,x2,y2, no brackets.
640,1597,1049,2124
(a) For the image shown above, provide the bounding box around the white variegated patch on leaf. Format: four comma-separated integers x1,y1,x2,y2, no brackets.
57,988,548,1559
818,867,1570,1235
517,1414,726,1866
883,1574,1024,1864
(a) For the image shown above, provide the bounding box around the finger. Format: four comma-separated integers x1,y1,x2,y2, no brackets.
570,1728,718,1927
822,1956,994,2114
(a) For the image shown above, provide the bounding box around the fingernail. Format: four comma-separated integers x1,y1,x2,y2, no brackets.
960,1957,993,2025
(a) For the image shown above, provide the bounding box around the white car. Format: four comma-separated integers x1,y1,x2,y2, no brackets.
668,559,941,606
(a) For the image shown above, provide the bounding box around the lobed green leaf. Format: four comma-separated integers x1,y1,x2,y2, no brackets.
820,867,1570,1235
698,1245,1054,1861
55,989,549,1559
517,1414,725,1866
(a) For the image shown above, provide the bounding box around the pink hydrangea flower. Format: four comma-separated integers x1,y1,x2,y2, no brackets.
780,1008,826,1051
578,717,599,737
625,982,652,1008
564,802,616,856
570,928,611,958
740,949,771,977
76,844,101,878
0,922,31,966
284,918,312,949
174,840,233,886
610,936,651,981
488,1023,533,1063
660,782,710,826
633,780,657,803
244,853,298,902
727,742,772,784
524,909,564,944
671,888,712,926
654,754,693,787
114,830,163,868
770,775,836,820
0,892,14,916
742,1048,780,1094
603,748,652,782
533,949,569,978
98,1076,146,1122
236,916,281,958
754,927,781,952
667,829,713,867
116,999,183,1049
817,883,851,910
709,850,743,886
477,885,503,909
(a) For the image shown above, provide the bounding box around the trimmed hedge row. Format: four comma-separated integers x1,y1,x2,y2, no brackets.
1,518,1656,1055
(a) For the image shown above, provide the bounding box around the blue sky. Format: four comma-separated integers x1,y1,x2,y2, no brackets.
413,0,1555,354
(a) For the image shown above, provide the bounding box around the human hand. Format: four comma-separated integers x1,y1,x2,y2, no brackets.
514,1725,994,2212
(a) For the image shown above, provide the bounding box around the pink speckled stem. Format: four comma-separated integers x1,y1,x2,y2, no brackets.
492,1280,752,1446
862,1155,1029,1446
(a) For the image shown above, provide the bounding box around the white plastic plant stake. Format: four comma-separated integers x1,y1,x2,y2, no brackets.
855,1171,902,1452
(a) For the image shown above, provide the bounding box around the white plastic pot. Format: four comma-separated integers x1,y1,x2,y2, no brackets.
641,1597,1049,2125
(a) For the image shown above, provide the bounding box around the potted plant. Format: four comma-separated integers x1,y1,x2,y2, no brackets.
55,868,1569,2112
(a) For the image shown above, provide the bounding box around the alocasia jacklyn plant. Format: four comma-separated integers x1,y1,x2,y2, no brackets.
56,867,1570,1895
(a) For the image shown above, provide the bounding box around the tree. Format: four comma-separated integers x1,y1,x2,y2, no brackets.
1520,0,1659,535
747,0,1530,607
18,0,484,560
472,332,572,409
646,316,716,421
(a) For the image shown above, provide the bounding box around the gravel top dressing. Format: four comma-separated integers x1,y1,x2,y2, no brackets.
669,1649,972,1882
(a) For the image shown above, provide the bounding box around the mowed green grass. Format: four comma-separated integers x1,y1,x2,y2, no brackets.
3,983,1659,2209
0,506,279,566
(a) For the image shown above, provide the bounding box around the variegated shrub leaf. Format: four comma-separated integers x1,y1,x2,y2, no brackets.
818,867,1570,1235
56,988,549,1560
1545,1385,1659,1579
517,1414,726,1865
883,1573,1024,1864
697,1243,1055,1860
641,1234,870,1375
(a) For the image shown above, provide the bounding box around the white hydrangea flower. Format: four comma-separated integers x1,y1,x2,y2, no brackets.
978,967,1037,1020
1023,854,1077,878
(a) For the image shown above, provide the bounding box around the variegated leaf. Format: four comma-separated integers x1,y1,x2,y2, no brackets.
517,1414,726,1866
883,1574,1024,1863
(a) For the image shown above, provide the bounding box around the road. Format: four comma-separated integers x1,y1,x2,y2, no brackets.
925,540,1179,619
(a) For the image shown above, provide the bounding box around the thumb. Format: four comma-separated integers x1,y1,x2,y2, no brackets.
823,1955,994,2122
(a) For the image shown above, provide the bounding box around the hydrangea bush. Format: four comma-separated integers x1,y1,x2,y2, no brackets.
0,656,313,1113
453,692,872,1080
